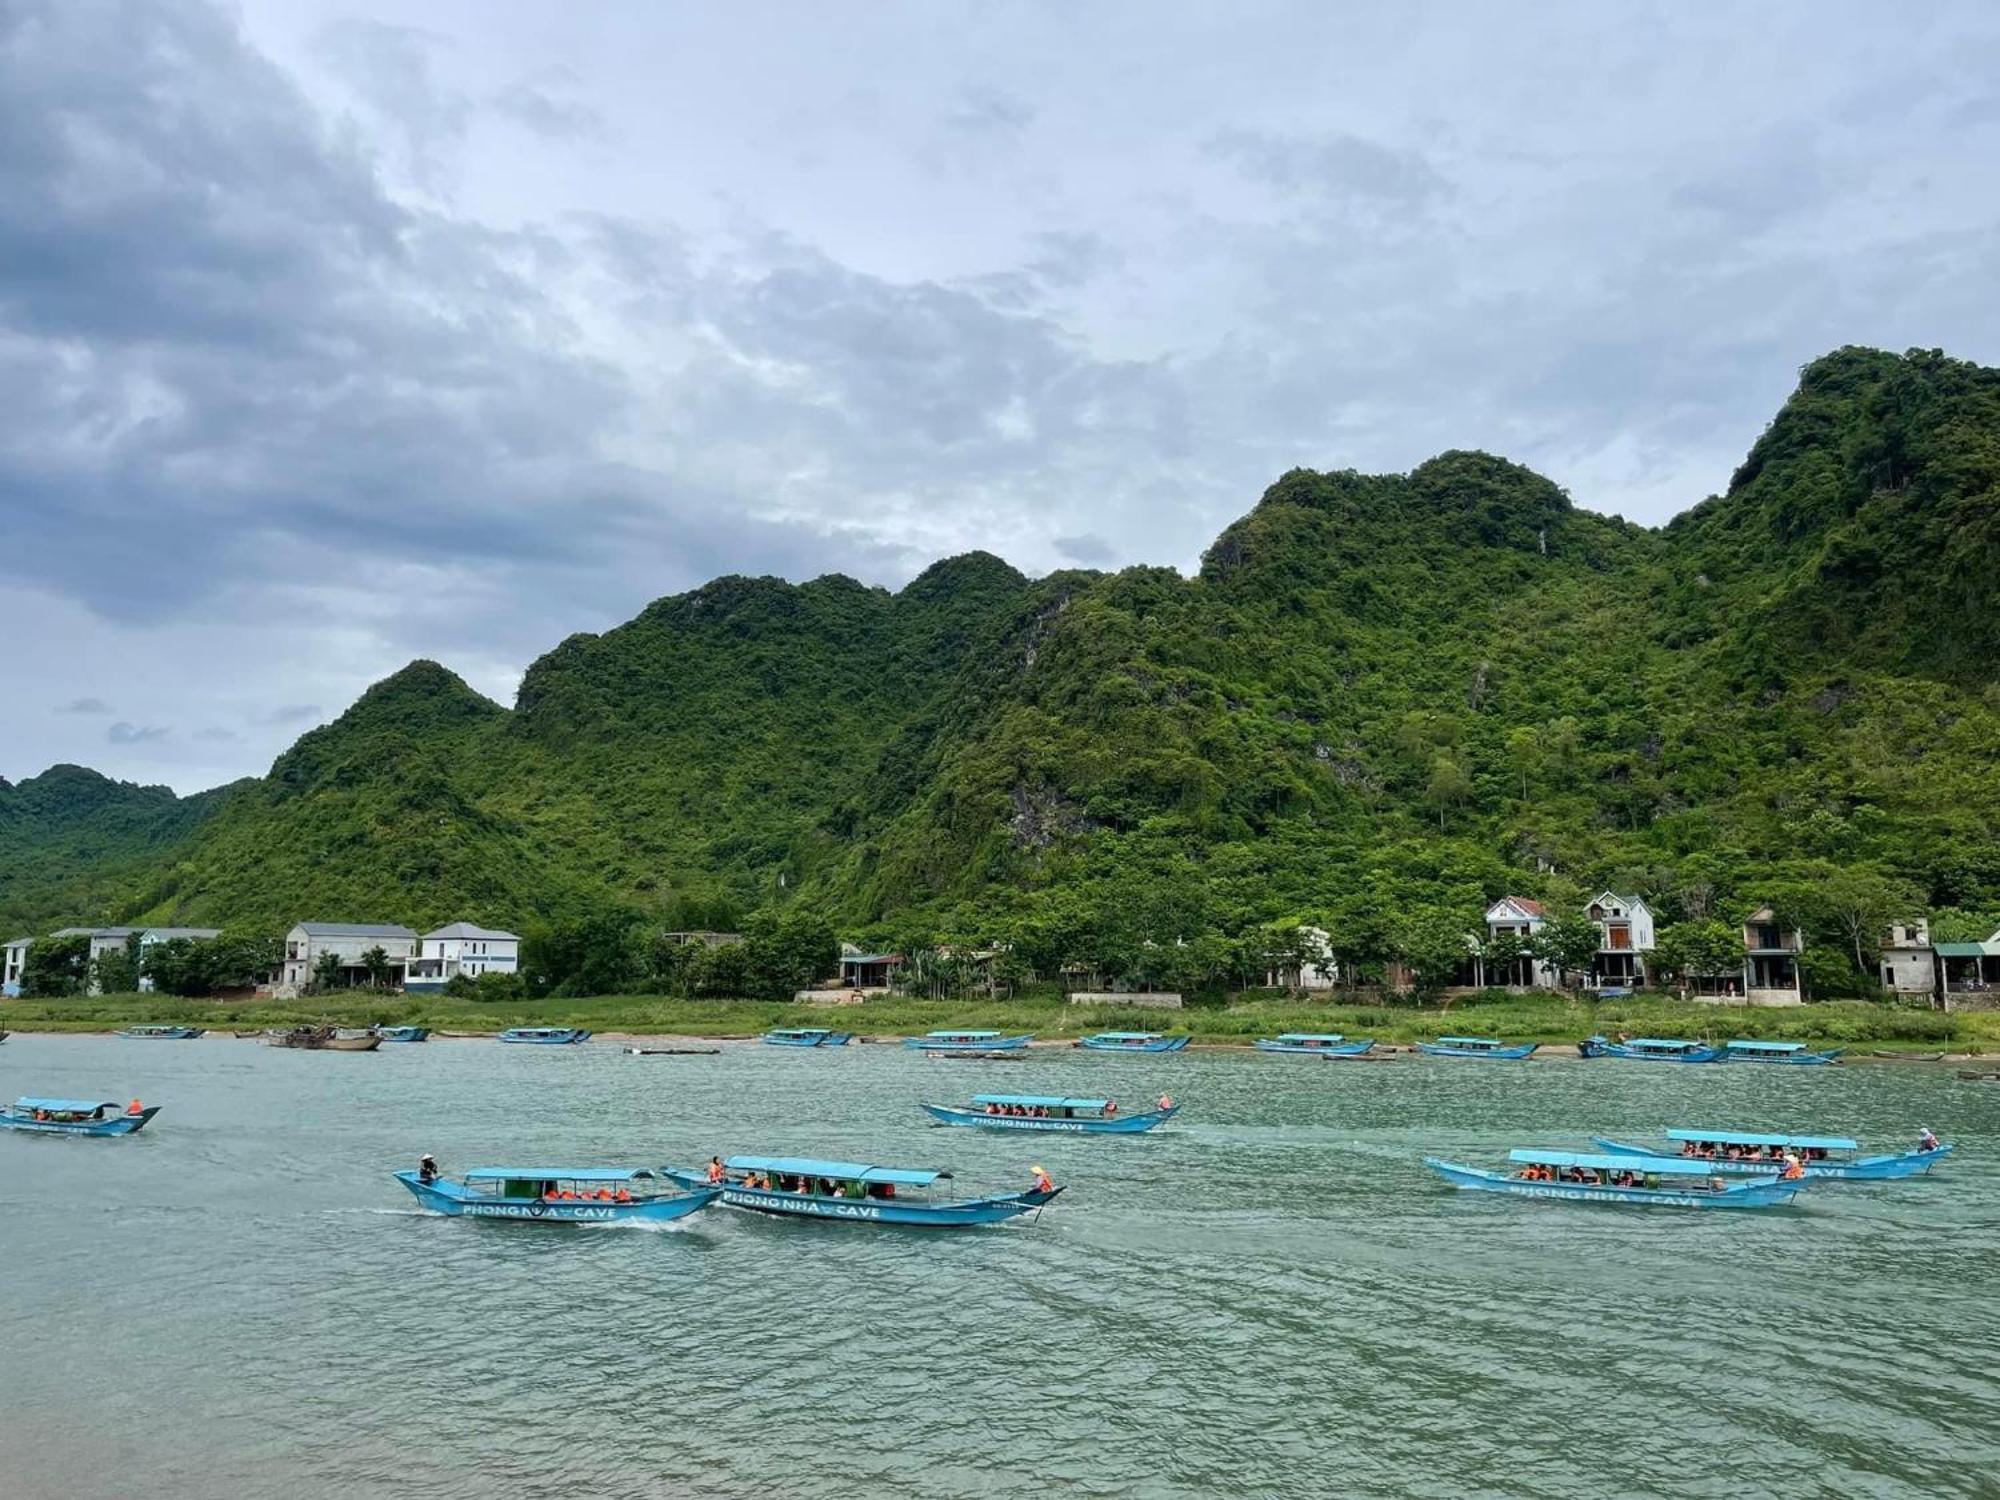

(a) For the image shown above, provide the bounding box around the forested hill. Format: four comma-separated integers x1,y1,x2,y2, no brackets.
8,346,1999,992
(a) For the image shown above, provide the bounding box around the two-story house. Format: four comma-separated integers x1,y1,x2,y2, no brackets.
2,936,30,997
1481,897,1553,988
281,922,418,993
1739,906,1805,1005
403,923,521,992
1585,893,1654,990
1878,919,1936,1001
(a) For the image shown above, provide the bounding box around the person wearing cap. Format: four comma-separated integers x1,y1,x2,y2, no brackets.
1780,1151,1805,1181
1031,1165,1054,1194
418,1153,439,1184
1918,1127,1939,1152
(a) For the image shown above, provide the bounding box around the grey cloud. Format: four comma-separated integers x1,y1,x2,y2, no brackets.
1053,534,1116,566
945,86,1035,138
108,722,169,744
259,704,322,725
490,74,603,141
1207,128,1451,210
194,726,239,742
59,697,113,714
311,19,467,188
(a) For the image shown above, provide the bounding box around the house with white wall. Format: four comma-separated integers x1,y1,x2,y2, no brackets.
2,936,29,997
1584,893,1654,989
1480,897,1554,988
281,922,418,993
1738,906,1805,1005
1879,919,1935,1000
135,927,224,991
1264,925,1338,990
404,922,520,992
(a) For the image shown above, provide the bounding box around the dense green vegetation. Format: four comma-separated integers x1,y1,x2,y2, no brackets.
5,347,1998,999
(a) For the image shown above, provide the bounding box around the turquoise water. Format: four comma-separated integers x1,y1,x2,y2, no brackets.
2,1035,1996,1499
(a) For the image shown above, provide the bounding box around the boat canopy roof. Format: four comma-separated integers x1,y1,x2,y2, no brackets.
14,1097,113,1113
465,1167,658,1182
972,1094,1109,1110
1509,1148,1723,1175
768,1028,832,1036
926,1030,1001,1038
1088,1032,1164,1040
724,1155,945,1186
1626,1038,1703,1048
1274,1033,1345,1042
1436,1036,1502,1047
1664,1129,1858,1151
1724,1040,1808,1052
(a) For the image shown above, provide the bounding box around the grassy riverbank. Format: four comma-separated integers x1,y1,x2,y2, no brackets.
5,991,1997,1052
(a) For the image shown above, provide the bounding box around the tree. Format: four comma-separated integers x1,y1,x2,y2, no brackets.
743,913,838,1000
1480,929,1528,988
521,910,644,996
1777,863,1923,979
1394,908,1476,997
1654,920,1744,991
1426,757,1473,830
360,945,395,988
91,938,140,996
1531,915,1602,989
310,949,346,993
21,933,92,997
1504,727,1541,801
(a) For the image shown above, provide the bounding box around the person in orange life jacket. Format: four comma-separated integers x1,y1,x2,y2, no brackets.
1031,1166,1054,1194
706,1156,725,1185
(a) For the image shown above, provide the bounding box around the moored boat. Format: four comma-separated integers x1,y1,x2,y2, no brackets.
1717,1040,1842,1066
1254,1033,1374,1056
923,1093,1178,1133
1577,1035,1720,1063
664,1156,1061,1226
269,1025,381,1051
1424,1148,1802,1209
1,1097,160,1135
761,1027,853,1047
396,1165,719,1223
115,1025,204,1040
1588,1128,1952,1180
497,1027,592,1045
1075,1032,1190,1053
903,1030,1034,1053
373,1025,430,1043
1416,1036,1539,1060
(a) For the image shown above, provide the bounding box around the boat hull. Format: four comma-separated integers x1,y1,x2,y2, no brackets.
1254,1040,1373,1056
395,1172,719,1223
116,1028,204,1040
922,1103,1177,1134
1591,1138,1952,1181
375,1027,430,1043
0,1106,160,1136
498,1030,592,1045
1077,1036,1190,1053
1577,1040,1720,1062
664,1173,1061,1226
1416,1042,1540,1059
1424,1158,1799,1209
762,1033,853,1047
904,1034,1034,1052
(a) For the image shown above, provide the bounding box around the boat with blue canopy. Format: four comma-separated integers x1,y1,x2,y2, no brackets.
497,1027,591,1045
663,1155,1061,1226
373,1026,430,1043
903,1030,1034,1052
1588,1128,1952,1180
1577,1035,1720,1063
1076,1032,1190,1052
1416,1036,1539,1059
762,1027,853,1047
1254,1033,1374,1056
1,1097,161,1136
1425,1148,1803,1208
923,1093,1179,1133
115,1025,204,1040
1716,1039,1842,1066
396,1164,719,1223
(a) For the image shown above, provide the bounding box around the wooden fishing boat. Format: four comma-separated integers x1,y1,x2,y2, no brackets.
1254,1033,1374,1056
1959,1069,2000,1082
1075,1031,1190,1053
268,1025,380,1051
1425,1148,1802,1209
923,1093,1178,1133
396,1166,719,1224
903,1030,1034,1053
497,1027,592,1045
930,1049,1026,1062
1716,1039,1842,1066
1416,1036,1539,1059
373,1026,430,1043
1577,1035,1720,1063
664,1156,1062,1226
1,1097,160,1135
761,1027,853,1047
627,1046,722,1055
1588,1128,1952,1181
115,1025,204,1040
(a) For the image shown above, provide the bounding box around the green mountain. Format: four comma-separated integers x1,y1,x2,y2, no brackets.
7,346,1998,990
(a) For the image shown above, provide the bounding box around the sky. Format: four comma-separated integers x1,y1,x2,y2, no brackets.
5,1,2000,795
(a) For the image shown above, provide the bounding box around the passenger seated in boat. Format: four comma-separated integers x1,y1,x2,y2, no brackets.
1104,1100,1117,1115
707,1157,725,1184
1918,1127,1939,1152
1708,1177,1726,1192
615,1187,632,1202
127,1098,144,1116
418,1154,439,1184
1780,1154,1805,1181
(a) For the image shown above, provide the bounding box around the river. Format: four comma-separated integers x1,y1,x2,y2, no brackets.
2,1034,1995,1499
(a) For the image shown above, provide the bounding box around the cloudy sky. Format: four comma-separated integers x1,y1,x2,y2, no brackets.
5,1,2000,794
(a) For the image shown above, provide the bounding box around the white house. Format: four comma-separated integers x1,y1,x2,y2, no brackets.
1879,919,1935,1000
281,922,418,994
404,922,521,992
1481,897,1554,988
1584,893,1654,989
50,927,142,995
135,928,224,992
2,936,29,997
1264,925,1338,990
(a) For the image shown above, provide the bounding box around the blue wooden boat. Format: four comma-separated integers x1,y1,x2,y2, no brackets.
762,1027,853,1047
396,1166,719,1223
497,1027,591,1045
1577,1035,1720,1063
1416,1036,1540,1059
0,1097,160,1136
1075,1031,1190,1052
923,1093,1179,1133
903,1030,1034,1053
1717,1039,1842,1066
373,1026,430,1043
115,1025,204,1040
1254,1033,1374,1057
1589,1129,1953,1181
1425,1148,1802,1209
663,1156,1061,1226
